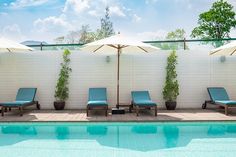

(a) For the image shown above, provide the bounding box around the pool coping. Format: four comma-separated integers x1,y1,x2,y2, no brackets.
1,120,236,123
1,109,236,122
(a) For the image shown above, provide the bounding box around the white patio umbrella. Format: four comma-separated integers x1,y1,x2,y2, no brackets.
81,33,159,108
0,38,33,52
210,41,236,55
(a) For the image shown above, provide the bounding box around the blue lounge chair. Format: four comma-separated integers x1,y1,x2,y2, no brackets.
87,88,108,116
131,91,157,116
202,87,236,115
0,88,40,116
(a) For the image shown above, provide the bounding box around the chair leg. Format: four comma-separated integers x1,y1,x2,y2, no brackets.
86,106,89,116
1,106,4,116
130,102,133,113
105,106,108,117
136,106,139,116
202,101,207,109
225,105,228,115
155,106,157,116
19,106,23,116
36,101,40,110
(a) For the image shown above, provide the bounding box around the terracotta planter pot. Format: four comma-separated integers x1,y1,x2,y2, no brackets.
165,101,177,110
54,101,65,110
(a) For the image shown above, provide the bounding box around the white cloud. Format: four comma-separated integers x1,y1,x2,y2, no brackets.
132,14,141,22
63,0,127,18
228,0,236,10
88,10,101,17
63,0,90,14
33,15,72,33
109,6,126,17
230,29,236,37
0,24,25,42
10,0,49,8
228,0,236,5
32,15,76,42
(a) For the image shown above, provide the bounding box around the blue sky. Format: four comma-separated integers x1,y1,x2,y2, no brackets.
0,0,236,43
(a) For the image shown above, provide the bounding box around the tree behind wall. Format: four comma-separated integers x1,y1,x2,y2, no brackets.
191,0,236,47
98,7,115,39
155,29,188,50
78,25,99,44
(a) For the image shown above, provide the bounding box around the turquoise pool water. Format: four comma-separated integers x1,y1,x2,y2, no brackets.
0,122,236,157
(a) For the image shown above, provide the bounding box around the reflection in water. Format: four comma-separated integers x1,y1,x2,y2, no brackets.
207,125,226,136
0,126,37,146
163,125,179,148
87,126,108,135
55,126,69,140
132,125,157,134
208,124,236,135
226,125,236,133
0,123,236,155
1,126,37,135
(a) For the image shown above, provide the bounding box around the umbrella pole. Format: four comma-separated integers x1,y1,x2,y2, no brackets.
116,48,121,109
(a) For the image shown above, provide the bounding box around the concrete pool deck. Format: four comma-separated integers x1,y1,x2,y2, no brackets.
0,108,236,122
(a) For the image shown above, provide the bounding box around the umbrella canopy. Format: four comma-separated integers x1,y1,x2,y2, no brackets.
81,33,159,108
210,41,236,56
0,38,33,52
81,33,159,53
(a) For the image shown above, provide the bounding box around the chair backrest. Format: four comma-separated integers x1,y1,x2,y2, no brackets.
131,91,151,101
207,87,230,101
88,88,107,101
15,88,37,102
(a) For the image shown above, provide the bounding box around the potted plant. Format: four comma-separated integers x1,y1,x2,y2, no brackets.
54,49,72,110
162,50,179,110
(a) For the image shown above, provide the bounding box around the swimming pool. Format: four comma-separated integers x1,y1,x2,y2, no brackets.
0,122,236,157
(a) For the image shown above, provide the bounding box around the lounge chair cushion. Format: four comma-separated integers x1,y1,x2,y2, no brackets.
0,88,36,107
88,88,108,106
132,91,157,106
207,87,230,101
207,87,236,106
16,88,37,101
88,88,107,101
0,101,32,106
88,100,107,106
215,100,236,105
134,100,156,106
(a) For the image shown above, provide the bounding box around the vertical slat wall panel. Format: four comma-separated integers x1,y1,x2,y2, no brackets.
0,50,235,109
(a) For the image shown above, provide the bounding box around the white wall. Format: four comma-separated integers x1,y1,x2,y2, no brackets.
0,50,236,109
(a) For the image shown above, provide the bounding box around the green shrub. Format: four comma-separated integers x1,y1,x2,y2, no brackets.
54,49,72,101
162,50,179,102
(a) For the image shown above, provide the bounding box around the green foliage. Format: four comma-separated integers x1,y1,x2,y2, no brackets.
162,51,179,102
97,7,115,39
191,0,236,47
166,29,186,40
154,29,188,50
55,49,72,101
78,25,99,44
